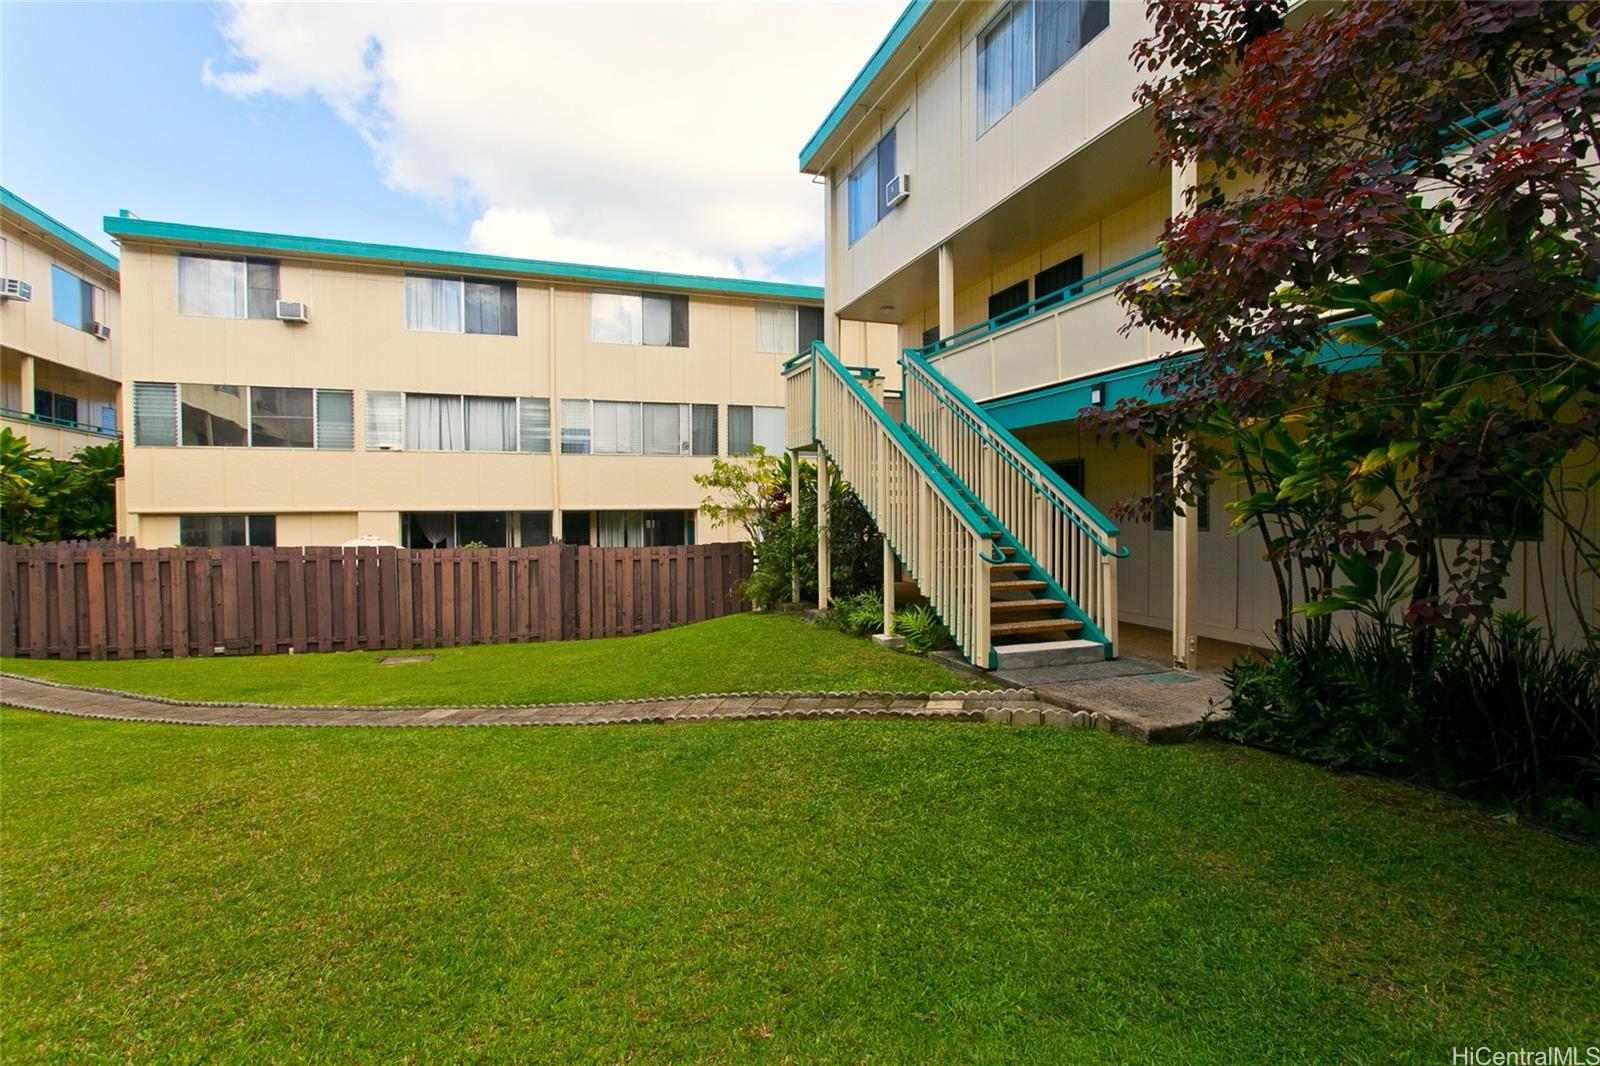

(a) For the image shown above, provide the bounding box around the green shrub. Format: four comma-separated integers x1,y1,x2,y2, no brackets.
894,604,952,655
1218,616,1600,832
830,591,884,636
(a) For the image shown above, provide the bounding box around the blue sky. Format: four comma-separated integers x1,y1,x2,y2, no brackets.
2,1,901,283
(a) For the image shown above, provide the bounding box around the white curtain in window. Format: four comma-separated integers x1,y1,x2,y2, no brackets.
178,256,245,318
596,511,644,547
405,275,463,333
642,296,673,346
979,0,1034,131
366,391,403,449
416,513,455,548
754,303,797,354
752,406,785,454
405,393,465,450
847,154,878,244
464,395,516,451
591,293,643,344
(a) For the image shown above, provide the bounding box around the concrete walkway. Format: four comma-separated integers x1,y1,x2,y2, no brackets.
0,674,1055,729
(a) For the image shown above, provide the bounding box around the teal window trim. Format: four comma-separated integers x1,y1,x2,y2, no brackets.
0,406,121,439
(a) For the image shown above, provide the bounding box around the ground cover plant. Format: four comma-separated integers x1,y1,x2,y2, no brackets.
3,709,1596,1062
0,613,974,707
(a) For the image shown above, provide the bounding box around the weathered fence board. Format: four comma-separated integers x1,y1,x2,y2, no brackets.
0,541,752,660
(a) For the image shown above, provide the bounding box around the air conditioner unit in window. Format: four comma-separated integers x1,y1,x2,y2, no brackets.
276,300,310,323
89,321,111,341
0,278,31,301
884,173,911,208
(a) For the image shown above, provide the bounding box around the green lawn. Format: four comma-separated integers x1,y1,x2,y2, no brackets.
3,710,1596,1062
0,613,978,705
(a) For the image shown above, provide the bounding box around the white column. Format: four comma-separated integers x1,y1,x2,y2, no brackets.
817,452,832,609
19,355,36,414
1172,437,1201,670
789,448,803,604
938,241,955,341
881,539,896,636
823,179,840,352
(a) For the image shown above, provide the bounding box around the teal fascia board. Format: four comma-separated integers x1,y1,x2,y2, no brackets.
102,216,823,302
798,0,935,172
982,322,1381,433
1,187,119,274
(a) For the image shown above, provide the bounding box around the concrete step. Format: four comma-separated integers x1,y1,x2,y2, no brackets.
992,638,1107,669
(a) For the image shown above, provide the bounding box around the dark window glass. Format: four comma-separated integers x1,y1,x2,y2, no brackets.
456,511,509,547
876,125,897,219
921,325,941,348
1079,1,1110,51
643,510,687,547
1034,254,1084,310
669,295,689,347
520,512,553,547
247,515,277,546
1048,458,1086,496
728,405,755,455
988,280,1031,326
691,403,718,456
465,279,517,336
561,511,591,546
250,386,315,448
179,514,274,547
1152,453,1210,532
798,306,824,353
405,513,457,549
181,384,248,447
246,259,280,319
34,389,79,424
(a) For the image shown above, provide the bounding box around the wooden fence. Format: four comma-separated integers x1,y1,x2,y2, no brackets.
0,542,752,660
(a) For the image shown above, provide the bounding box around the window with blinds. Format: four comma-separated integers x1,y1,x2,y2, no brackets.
643,403,688,455
315,391,355,449
730,405,785,454
133,382,179,447
365,391,404,450
593,401,644,454
560,399,592,454
519,397,551,454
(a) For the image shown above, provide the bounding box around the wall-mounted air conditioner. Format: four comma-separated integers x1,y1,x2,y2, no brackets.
0,278,31,301
90,321,112,341
884,173,911,208
276,300,310,323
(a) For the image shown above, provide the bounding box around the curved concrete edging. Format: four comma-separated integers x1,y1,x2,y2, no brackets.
0,673,1101,730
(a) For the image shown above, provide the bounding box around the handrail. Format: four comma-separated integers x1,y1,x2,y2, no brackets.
0,407,120,438
802,342,1005,562
919,247,1164,360
900,347,1128,557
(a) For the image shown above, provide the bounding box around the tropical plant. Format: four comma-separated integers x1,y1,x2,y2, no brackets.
893,604,952,655
832,590,886,637
0,429,122,544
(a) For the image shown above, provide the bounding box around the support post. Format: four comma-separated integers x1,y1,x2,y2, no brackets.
881,539,895,635
789,447,802,604
19,355,36,415
1172,438,1201,670
817,452,832,610
938,242,955,341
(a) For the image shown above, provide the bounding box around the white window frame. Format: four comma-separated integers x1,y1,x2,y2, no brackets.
362,390,549,452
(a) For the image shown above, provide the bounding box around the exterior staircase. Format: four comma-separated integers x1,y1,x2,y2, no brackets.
783,342,1124,670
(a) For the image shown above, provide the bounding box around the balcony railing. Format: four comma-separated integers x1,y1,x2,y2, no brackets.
0,407,120,440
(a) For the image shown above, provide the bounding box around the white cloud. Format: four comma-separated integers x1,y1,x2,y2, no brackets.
205,1,903,282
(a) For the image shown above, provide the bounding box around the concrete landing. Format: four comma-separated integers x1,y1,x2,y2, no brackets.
994,654,1231,743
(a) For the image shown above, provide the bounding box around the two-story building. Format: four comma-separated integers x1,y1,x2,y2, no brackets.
791,0,1589,667
1,187,122,458
107,214,893,549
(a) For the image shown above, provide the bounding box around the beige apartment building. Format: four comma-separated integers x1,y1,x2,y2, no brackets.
789,0,1592,666
107,214,893,549
1,187,122,458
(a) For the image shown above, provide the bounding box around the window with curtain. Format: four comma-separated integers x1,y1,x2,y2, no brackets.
847,151,879,246
691,404,717,456
754,303,797,355
560,400,593,454
99,404,118,433
518,397,551,453
643,403,688,455
177,255,278,318
519,512,553,547
366,391,403,450
728,405,754,455
979,1,1109,133
596,511,645,547
464,395,517,452
181,384,248,447
404,275,463,333
315,390,354,449
51,265,96,331
752,406,784,454
405,274,514,334
593,401,644,454
591,292,688,346
464,279,518,335
404,393,465,451
799,306,824,352
250,386,315,448
405,513,458,549
133,382,179,446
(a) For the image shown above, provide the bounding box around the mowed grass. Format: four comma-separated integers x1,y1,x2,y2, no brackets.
3,710,1597,1063
0,613,978,706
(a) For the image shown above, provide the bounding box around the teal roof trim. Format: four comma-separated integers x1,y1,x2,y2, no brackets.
102,216,823,302
798,0,935,172
0,186,119,274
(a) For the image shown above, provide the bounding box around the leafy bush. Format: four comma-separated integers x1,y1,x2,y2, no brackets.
894,604,952,655
1219,616,1600,832
833,591,885,637
1,430,122,544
